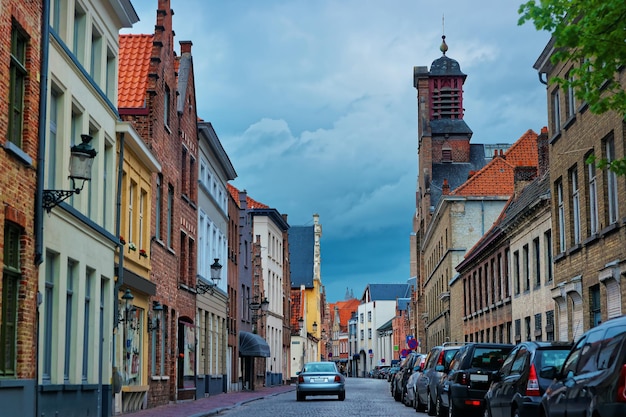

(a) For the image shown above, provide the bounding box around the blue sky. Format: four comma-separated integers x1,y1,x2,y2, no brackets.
123,0,551,303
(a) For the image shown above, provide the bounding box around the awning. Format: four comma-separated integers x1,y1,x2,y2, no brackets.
239,331,270,357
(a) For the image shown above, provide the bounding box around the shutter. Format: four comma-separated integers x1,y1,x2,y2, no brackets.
606,279,622,319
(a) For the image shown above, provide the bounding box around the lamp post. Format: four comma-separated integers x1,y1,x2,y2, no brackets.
43,134,97,212
248,296,269,334
196,258,222,294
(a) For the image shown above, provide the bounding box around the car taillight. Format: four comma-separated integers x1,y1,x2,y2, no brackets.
525,364,540,397
617,364,626,402
459,371,469,386
334,375,342,382
298,375,304,383
437,351,444,366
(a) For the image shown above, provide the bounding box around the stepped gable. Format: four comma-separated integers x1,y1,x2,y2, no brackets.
118,34,153,109
451,129,538,197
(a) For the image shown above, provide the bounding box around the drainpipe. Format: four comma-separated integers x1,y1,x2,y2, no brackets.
34,1,50,414
111,131,125,410
34,0,51,267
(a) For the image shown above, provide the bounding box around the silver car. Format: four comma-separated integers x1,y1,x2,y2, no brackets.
296,361,346,401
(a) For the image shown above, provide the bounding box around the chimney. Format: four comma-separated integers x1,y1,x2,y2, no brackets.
537,126,549,177
442,179,450,195
514,166,538,196
180,40,192,55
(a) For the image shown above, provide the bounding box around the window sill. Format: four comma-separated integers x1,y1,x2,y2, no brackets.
4,141,33,166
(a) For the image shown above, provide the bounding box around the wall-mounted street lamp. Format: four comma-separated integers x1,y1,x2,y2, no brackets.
43,134,97,213
147,301,163,332
118,288,137,329
248,296,269,314
312,321,318,334
196,258,222,295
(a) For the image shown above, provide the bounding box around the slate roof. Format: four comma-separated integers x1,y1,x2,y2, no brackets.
397,298,411,311
430,55,466,77
289,226,314,288
118,34,153,109
177,54,192,113
430,143,488,206
430,119,473,136
499,170,551,231
363,283,411,301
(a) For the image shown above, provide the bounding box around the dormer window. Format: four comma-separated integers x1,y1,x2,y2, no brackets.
442,148,452,162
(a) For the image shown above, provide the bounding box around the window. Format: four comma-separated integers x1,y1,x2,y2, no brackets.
544,231,553,283
551,88,561,134
106,46,116,99
525,316,532,341
587,155,599,235
181,147,188,196
605,136,619,224
164,85,171,128
128,181,135,244
1,223,21,376
155,175,162,240
535,313,542,341
90,26,102,83
368,328,372,339
523,244,530,292
167,185,173,248
514,319,521,341
65,260,77,382
73,4,86,63
546,310,555,341
590,285,601,328
43,252,58,382
367,311,372,322
513,250,520,295
556,181,566,253
360,330,364,340
139,190,146,251
533,237,541,287
9,24,27,148
360,313,363,324
565,71,576,120
571,168,581,244
82,269,93,382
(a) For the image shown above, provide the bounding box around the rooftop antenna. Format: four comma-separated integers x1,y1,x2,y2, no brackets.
441,14,448,56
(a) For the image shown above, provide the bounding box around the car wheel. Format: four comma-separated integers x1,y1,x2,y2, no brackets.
339,391,345,401
427,392,436,416
513,408,520,417
296,392,305,402
483,404,491,417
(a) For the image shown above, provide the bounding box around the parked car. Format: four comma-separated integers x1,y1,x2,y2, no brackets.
296,361,346,401
439,342,514,417
387,365,400,382
415,342,464,415
392,352,424,402
404,353,427,407
372,365,390,379
539,315,626,417
483,341,572,417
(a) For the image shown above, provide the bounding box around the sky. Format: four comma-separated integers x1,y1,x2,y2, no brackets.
122,0,551,303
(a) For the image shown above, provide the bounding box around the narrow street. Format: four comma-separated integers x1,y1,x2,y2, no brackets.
221,378,425,417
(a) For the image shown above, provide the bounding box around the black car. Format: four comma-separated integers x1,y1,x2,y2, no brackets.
439,342,514,417
414,342,464,415
483,341,571,417
539,315,626,417
392,352,423,402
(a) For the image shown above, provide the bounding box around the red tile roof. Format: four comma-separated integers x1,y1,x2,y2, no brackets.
329,299,360,329
118,34,153,109
227,184,269,209
452,129,538,197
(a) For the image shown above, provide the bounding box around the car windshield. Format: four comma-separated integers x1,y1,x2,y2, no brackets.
304,363,336,373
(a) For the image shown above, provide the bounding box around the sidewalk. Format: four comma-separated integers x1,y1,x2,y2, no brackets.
123,384,296,417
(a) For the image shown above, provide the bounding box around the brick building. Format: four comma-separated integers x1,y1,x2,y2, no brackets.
534,37,626,340
118,0,199,406
0,1,42,415
412,36,511,351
